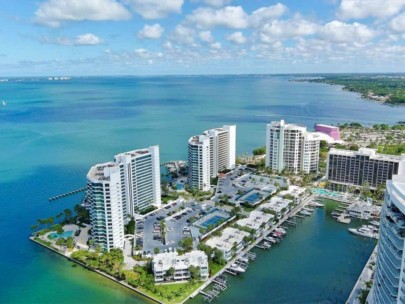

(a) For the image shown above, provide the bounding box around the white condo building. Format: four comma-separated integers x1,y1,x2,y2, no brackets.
87,162,125,251
152,251,209,282
188,135,211,191
114,146,161,215
369,171,405,303
265,120,320,174
203,125,236,177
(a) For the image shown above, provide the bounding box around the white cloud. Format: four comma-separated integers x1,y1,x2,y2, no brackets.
199,31,214,43
249,3,288,27
75,33,104,45
38,33,104,46
320,20,375,43
203,0,233,7
259,17,318,41
337,0,405,19
187,6,249,29
390,13,405,32
170,25,196,45
126,0,183,19
35,0,131,27
138,24,164,39
211,42,222,49
226,31,247,44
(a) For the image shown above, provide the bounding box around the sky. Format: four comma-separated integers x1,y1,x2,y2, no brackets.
0,0,405,76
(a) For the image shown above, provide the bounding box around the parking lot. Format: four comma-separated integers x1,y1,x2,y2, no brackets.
213,167,289,205
135,200,202,256
135,199,232,256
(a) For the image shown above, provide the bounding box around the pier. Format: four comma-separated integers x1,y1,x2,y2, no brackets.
49,188,86,201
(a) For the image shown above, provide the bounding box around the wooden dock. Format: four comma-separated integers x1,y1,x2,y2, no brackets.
49,187,86,201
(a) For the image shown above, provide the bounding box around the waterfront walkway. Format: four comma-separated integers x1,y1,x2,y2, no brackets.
346,245,378,304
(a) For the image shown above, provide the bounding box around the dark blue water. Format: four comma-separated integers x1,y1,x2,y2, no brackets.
0,75,402,303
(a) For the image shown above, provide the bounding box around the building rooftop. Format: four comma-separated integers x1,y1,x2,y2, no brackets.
329,148,403,162
268,119,307,131
188,135,210,145
205,227,249,252
87,162,121,182
114,146,157,159
260,197,293,213
315,124,339,130
236,210,274,230
153,250,208,272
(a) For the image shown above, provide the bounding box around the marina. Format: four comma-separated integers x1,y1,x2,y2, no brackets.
188,198,375,304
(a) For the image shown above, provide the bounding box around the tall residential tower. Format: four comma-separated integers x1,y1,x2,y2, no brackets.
265,120,320,174
114,146,161,215
369,171,405,303
87,162,125,251
188,135,211,191
203,125,236,177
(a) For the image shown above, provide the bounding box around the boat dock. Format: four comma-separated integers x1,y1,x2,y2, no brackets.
255,242,271,250
49,188,86,201
186,194,317,304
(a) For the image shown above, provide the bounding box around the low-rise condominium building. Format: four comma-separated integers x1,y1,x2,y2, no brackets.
205,227,250,261
236,210,274,237
259,197,293,219
152,251,209,283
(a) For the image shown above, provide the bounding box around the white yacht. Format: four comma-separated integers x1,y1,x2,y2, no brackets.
230,264,245,273
348,226,378,239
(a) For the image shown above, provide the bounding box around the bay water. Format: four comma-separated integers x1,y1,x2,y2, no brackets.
0,75,403,303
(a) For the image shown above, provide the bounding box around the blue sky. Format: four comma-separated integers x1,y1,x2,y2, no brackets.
1,0,405,76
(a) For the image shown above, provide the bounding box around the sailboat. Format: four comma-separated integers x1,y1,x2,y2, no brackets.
2,100,6,106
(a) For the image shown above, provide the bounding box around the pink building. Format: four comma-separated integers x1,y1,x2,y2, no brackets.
314,124,340,141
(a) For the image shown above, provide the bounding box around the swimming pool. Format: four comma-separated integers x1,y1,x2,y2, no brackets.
49,230,73,239
199,215,227,228
176,183,184,190
243,192,263,205
312,188,339,197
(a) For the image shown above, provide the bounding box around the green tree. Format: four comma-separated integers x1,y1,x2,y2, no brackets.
178,237,193,252
154,247,160,255
188,265,200,281
253,146,266,155
63,209,72,223
165,267,175,277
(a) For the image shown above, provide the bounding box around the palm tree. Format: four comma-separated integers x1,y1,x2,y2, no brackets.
63,209,72,223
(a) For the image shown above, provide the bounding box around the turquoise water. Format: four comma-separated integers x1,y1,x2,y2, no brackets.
245,192,262,204
49,230,73,239
200,215,227,228
0,75,403,303
176,183,184,190
190,199,375,303
312,188,340,197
